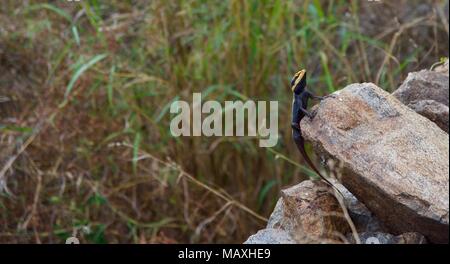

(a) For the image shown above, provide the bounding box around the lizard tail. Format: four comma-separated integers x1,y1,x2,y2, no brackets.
294,137,343,197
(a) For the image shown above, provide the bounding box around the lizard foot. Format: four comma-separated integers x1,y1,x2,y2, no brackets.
307,109,318,120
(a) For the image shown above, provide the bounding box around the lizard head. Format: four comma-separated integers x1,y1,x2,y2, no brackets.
291,69,307,94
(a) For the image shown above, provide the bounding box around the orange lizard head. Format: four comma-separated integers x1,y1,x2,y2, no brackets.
291,69,307,94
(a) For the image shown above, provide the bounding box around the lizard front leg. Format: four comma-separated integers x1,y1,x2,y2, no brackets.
309,94,325,100
307,91,336,101
299,106,315,119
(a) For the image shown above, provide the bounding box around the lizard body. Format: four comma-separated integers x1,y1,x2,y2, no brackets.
290,69,341,194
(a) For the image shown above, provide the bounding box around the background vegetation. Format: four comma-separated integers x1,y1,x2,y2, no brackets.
0,0,448,243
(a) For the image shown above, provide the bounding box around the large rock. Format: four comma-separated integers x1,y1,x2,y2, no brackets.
393,70,449,106
268,180,385,235
266,180,350,243
301,83,449,243
252,178,424,244
392,69,449,132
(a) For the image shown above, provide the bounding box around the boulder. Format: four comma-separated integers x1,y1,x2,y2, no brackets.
251,178,425,244
392,69,449,132
393,70,449,106
268,180,385,237
301,83,449,243
266,180,350,243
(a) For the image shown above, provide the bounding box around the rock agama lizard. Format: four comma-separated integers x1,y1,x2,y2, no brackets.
290,69,341,195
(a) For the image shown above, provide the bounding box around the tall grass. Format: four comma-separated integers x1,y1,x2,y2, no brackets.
0,0,448,243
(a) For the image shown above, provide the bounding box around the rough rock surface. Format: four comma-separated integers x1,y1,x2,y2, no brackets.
301,83,449,243
269,180,350,243
393,70,449,106
392,68,449,132
407,100,449,132
244,228,295,244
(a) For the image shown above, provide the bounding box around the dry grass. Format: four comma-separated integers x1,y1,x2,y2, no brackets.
0,0,448,243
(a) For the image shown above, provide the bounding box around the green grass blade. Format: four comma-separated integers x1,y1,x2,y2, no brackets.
132,132,142,174
24,3,72,22
71,26,80,46
107,65,116,108
64,54,108,99
257,179,277,209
